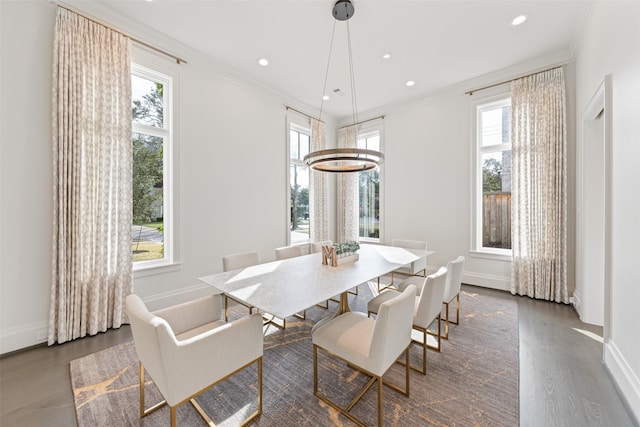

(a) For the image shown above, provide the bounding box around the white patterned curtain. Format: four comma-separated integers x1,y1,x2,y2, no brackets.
510,68,568,303
310,119,329,242
336,125,359,243
49,8,133,345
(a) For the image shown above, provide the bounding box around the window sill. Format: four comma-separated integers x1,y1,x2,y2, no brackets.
469,250,512,262
359,237,380,244
133,261,182,278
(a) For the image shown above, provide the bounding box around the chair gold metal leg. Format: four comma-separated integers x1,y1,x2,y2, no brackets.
427,314,442,352
314,346,410,427
450,294,460,327
421,329,427,375
377,377,383,427
442,294,460,340
442,301,450,340
140,363,167,417
171,357,262,427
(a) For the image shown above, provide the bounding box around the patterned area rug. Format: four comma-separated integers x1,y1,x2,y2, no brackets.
71,284,518,426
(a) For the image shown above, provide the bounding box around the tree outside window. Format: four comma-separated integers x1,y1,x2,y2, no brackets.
131,72,167,262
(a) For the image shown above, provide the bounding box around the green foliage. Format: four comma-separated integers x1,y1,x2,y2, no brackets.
132,83,164,224
290,184,309,230
132,83,163,127
482,158,502,193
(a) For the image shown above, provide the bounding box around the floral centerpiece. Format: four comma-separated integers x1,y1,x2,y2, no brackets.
334,241,360,258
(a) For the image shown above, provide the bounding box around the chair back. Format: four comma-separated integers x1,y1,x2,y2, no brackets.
311,240,333,253
125,294,173,396
222,251,260,272
443,256,465,302
369,284,417,375
275,245,303,260
391,239,428,251
414,266,448,329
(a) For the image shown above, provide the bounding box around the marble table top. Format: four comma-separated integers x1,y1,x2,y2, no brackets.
199,244,433,319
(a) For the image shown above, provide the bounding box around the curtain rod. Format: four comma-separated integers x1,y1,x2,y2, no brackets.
55,3,188,65
339,115,385,130
464,65,563,96
285,106,324,124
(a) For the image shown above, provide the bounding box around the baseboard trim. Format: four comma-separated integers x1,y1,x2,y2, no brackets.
604,339,640,424
572,289,583,318
0,320,49,355
461,271,510,292
140,283,222,311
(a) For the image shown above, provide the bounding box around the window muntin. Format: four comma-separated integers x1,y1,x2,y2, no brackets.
475,98,512,253
358,129,382,242
289,125,311,244
131,64,173,267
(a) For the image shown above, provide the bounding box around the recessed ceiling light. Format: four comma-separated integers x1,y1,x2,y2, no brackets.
406,80,415,87
382,53,391,60
322,95,330,101
258,58,269,66
511,15,527,26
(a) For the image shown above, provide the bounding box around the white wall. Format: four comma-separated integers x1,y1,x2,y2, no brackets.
1,1,57,353
381,89,514,287
574,1,640,420
0,0,336,352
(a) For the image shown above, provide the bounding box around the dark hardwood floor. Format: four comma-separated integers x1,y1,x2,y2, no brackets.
0,285,636,426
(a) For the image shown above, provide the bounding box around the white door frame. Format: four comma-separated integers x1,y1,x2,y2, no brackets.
576,75,612,351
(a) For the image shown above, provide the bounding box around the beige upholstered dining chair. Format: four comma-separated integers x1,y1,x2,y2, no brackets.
222,251,261,321
312,285,417,427
378,239,428,291
274,244,306,327
441,256,465,339
125,294,263,427
368,266,448,375
275,244,304,260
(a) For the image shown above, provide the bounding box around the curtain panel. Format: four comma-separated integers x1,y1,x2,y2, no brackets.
336,125,359,243
49,8,133,345
310,119,329,242
510,68,569,303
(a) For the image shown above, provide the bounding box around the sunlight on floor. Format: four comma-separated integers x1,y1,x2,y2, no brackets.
572,327,603,344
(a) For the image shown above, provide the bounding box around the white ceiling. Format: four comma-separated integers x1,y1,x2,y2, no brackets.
95,0,593,120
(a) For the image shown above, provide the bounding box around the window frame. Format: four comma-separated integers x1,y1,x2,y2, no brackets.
357,123,384,244
131,52,180,275
471,95,512,260
286,116,312,246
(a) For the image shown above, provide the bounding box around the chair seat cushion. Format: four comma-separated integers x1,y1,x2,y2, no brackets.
312,312,375,369
367,290,401,314
175,319,227,341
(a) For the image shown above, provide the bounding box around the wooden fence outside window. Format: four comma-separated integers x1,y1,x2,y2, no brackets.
483,192,511,249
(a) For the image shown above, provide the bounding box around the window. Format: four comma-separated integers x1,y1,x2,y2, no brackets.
131,63,174,269
358,128,383,242
474,97,512,255
289,124,311,244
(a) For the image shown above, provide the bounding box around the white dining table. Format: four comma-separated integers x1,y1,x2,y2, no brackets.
198,244,433,321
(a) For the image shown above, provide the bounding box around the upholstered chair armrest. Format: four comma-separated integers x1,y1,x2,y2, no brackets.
154,294,224,336
157,313,263,406
397,276,427,296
